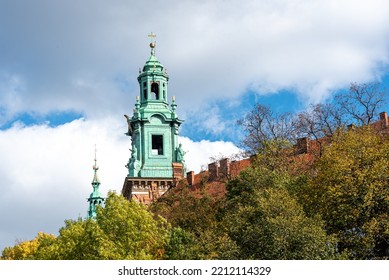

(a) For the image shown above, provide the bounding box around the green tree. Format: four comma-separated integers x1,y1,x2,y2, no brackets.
96,191,169,259
307,127,389,259
2,192,170,260
152,184,239,259
41,218,109,260
224,164,338,260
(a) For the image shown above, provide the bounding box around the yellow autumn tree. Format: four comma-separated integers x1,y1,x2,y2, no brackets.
1,232,56,260
307,127,389,259
2,192,170,260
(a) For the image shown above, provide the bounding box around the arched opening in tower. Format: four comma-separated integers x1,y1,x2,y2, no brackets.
151,82,159,100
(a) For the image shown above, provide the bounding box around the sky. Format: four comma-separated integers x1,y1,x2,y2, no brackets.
1,0,389,251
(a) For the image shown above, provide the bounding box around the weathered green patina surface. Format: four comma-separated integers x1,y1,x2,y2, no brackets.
87,146,104,219
125,34,185,179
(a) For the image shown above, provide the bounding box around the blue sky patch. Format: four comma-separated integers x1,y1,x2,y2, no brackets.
0,110,84,130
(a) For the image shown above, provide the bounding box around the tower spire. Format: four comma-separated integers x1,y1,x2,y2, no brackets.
122,35,185,205
92,144,99,184
87,145,104,219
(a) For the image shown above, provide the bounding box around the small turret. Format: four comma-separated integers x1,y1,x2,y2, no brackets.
87,145,105,219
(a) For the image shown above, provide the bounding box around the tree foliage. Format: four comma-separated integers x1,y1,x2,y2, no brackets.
3,88,389,260
306,127,389,259
1,232,56,260
2,192,169,260
224,162,338,260
151,184,239,259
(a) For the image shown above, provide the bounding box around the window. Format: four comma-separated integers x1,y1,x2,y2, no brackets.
152,135,163,155
151,82,159,100
143,82,147,100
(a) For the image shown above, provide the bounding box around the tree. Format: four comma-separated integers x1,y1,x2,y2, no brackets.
296,82,387,138
151,184,239,259
41,218,106,260
307,127,389,259
237,103,297,154
224,164,338,259
336,82,387,126
296,103,344,139
1,232,56,260
2,192,170,260
95,192,169,259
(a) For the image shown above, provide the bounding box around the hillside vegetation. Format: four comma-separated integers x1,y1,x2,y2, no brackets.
2,82,388,260
2,127,388,260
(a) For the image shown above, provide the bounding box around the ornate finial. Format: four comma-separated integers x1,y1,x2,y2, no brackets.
148,32,156,55
93,144,99,171
135,96,140,112
171,96,177,113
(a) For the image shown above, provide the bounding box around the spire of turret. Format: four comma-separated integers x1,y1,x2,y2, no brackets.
148,32,156,56
137,32,169,105
92,144,100,185
142,32,164,72
87,145,104,219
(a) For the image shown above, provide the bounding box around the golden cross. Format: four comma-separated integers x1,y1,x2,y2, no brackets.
148,32,156,42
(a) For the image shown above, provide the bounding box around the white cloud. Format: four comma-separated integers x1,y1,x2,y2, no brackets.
178,136,241,173
0,118,128,250
0,118,240,250
1,0,389,121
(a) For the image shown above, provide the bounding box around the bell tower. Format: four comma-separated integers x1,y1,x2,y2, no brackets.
122,33,186,204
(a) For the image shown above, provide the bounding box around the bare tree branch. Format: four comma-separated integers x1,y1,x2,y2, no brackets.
336,82,386,126
237,103,298,154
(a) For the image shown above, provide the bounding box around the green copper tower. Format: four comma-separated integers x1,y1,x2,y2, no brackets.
87,146,105,219
122,33,185,204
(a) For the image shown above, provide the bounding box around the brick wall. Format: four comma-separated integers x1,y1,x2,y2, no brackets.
186,171,194,186
208,162,219,181
219,158,230,180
